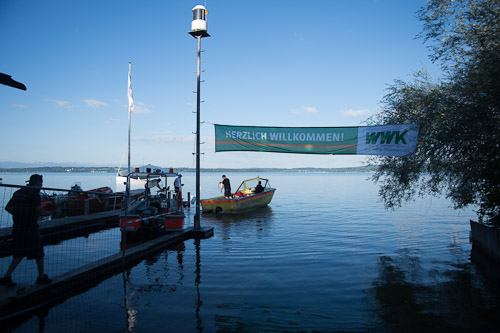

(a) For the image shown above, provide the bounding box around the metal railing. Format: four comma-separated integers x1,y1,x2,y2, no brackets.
0,183,126,286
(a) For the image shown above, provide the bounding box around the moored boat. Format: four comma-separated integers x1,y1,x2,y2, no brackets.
117,164,170,180
201,177,276,214
117,64,185,237
40,184,131,218
119,170,185,237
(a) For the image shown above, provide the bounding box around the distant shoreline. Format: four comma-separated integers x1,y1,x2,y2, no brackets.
0,165,376,174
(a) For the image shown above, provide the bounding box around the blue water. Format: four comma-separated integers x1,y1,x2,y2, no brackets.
2,172,499,331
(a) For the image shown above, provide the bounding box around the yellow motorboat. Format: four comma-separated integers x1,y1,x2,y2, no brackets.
201,177,276,214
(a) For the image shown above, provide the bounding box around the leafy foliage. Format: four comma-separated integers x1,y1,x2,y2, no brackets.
369,0,500,225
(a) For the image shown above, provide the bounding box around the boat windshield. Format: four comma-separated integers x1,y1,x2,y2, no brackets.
236,178,270,193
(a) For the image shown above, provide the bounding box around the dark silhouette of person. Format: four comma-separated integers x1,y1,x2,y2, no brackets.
0,175,54,288
254,181,264,193
220,175,232,199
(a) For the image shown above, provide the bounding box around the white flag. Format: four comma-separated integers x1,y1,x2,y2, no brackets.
128,62,134,111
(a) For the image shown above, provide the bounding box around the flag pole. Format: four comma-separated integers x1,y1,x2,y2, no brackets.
123,62,134,259
127,62,134,175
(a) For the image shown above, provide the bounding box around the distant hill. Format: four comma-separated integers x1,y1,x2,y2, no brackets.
0,165,377,174
0,161,115,168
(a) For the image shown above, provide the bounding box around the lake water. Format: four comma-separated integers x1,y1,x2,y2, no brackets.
1,172,499,332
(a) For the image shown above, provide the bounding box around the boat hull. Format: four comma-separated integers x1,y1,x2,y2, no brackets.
201,189,275,214
120,212,185,233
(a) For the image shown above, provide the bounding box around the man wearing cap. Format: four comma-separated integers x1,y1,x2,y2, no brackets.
0,174,54,287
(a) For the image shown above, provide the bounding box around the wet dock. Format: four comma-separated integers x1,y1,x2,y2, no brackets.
0,226,213,322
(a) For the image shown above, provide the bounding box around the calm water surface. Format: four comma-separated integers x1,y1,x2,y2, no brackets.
2,172,499,332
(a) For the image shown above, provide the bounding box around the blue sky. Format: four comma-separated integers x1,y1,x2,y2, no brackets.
0,0,437,169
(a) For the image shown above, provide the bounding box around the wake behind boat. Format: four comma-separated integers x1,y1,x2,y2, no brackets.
201,177,276,214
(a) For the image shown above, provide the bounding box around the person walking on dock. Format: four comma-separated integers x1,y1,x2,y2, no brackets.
220,175,232,199
0,174,55,288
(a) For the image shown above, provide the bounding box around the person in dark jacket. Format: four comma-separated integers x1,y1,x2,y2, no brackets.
254,181,264,193
220,175,232,199
0,174,54,287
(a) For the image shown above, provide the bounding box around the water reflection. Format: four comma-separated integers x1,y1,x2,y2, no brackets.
128,243,185,294
122,270,137,331
470,245,500,293
122,240,187,331
121,239,206,332
202,206,274,241
194,238,202,332
370,245,500,331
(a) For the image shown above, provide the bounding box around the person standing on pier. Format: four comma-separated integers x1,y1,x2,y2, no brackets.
0,174,55,288
220,175,232,199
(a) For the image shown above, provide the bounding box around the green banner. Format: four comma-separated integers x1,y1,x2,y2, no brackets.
214,124,419,156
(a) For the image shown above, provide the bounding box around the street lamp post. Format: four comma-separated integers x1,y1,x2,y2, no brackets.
188,5,210,230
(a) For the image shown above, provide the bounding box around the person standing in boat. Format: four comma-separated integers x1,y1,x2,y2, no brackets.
0,174,54,288
220,175,232,199
174,174,183,196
